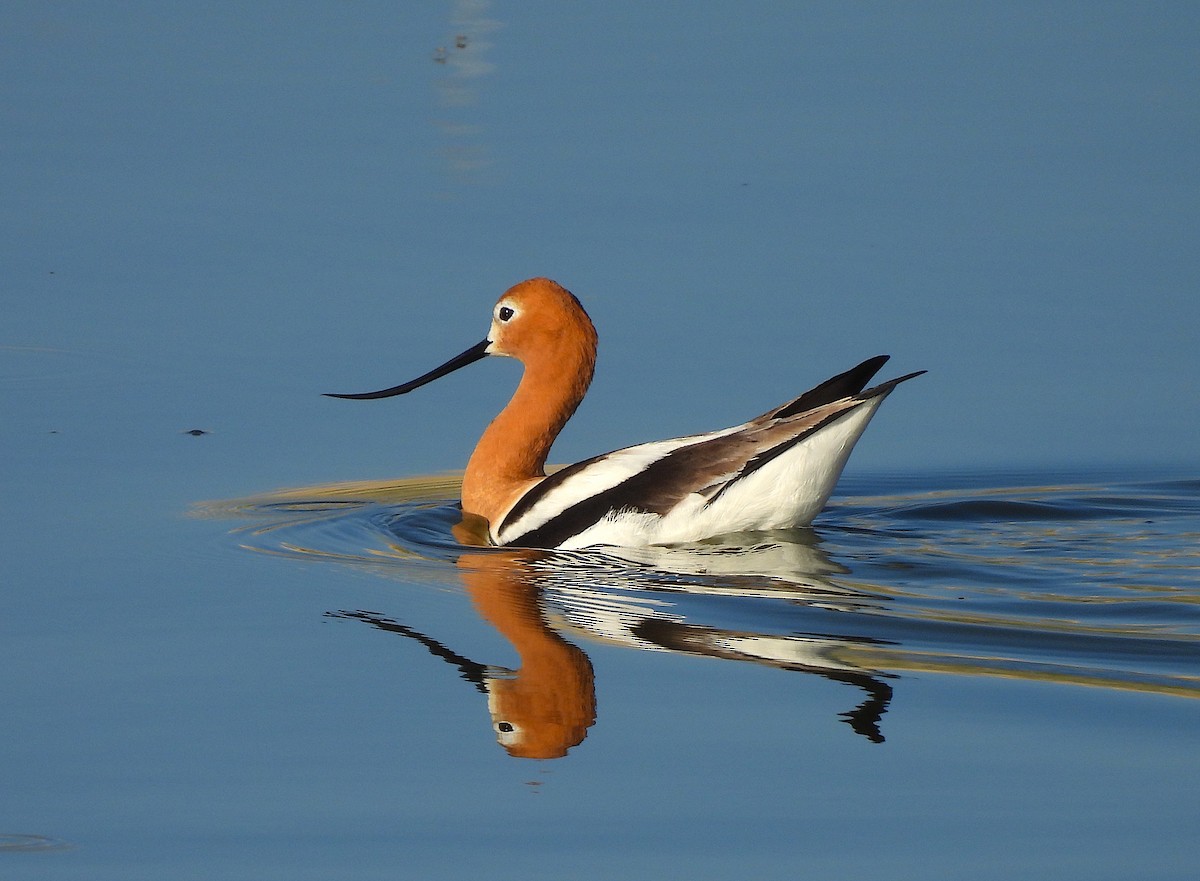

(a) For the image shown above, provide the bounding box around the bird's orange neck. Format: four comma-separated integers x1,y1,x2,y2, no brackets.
461,331,596,527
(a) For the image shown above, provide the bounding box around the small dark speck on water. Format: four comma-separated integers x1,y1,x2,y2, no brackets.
183,429,209,436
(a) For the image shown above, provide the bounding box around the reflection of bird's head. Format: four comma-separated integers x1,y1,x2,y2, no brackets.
485,666,594,760
458,549,596,760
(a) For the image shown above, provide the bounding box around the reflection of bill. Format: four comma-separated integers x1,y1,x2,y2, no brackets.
330,532,896,759
330,550,595,760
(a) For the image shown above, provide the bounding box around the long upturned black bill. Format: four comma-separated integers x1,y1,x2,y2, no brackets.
324,338,491,400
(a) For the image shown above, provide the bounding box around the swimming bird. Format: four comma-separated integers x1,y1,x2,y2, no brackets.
327,278,923,550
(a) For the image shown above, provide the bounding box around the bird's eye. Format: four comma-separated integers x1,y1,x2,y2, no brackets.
497,721,514,733
498,306,514,322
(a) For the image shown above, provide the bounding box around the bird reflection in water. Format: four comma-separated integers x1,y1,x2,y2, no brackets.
328,515,894,758
333,547,595,759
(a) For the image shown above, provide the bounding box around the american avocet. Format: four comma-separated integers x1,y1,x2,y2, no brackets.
327,278,923,550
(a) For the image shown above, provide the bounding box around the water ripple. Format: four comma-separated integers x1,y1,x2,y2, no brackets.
203,469,1200,748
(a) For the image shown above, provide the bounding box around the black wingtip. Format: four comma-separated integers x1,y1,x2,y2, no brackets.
770,355,892,420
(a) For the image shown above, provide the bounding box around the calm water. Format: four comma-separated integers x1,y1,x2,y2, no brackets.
6,4,1200,878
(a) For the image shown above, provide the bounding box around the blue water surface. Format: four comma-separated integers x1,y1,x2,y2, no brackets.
4,407,1198,879
4,3,1200,879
